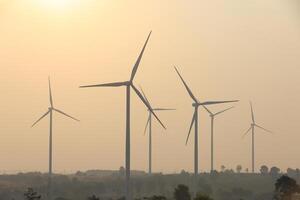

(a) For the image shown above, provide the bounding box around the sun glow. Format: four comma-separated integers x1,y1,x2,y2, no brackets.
39,0,78,10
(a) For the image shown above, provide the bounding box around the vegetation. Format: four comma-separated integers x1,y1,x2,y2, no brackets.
2,167,300,200
24,188,41,200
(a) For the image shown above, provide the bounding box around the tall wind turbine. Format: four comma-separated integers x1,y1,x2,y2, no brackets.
174,66,238,175
32,78,79,200
174,67,237,175
243,102,272,173
202,105,235,173
140,87,175,174
80,31,165,200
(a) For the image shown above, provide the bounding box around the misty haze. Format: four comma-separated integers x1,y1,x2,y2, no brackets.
1,0,300,200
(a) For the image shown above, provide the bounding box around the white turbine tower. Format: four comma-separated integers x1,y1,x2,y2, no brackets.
174,66,238,175
140,87,175,174
31,78,79,200
242,102,272,173
80,31,165,200
202,105,235,173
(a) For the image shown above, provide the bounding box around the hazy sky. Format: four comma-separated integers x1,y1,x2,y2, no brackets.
0,0,300,174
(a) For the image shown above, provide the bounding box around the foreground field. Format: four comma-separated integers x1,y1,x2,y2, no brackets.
0,169,294,200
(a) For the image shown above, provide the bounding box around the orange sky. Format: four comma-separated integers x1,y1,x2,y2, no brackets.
0,0,300,174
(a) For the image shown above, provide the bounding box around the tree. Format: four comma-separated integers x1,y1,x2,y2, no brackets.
236,165,242,173
270,167,280,178
194,193,213,200
221,165,226,172
174,184,191,200
273,175,299,200
287,168,297,178
88,195,100,200
180,170,190,176
24,188,41,200
245,168,249,173
296,169,300,179
119,166,125,176
260,165,269,175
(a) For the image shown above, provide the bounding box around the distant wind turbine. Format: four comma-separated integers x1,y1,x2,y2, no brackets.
174,66,238,175
32,78,79,200
242,101,273,173
140,87,175,174
80,31,165,200
202,105,235,173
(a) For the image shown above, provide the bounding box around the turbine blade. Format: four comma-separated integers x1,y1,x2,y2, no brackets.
214,106,234,116
144,115,151,135
80,81,128,88
132,84,166,129
174,66,198,103
31,110,50,127
202,105,213,115
139,86,151,106
186,112,196,145
250,101,255,123
53,108,80,122
152,108,176,111
200,100,239,105
255,124,273,134
242,127,252,138
48,77,53,107
130,31,152,81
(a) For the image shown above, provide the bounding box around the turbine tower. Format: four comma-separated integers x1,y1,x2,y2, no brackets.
140,87,175,174
32,78,79,200
174,66,238,175
80,31,165,200
242,102,272,173
202,105,235,173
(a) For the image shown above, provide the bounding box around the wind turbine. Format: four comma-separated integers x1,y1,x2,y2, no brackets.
31,78,79,200
242,101,272,173
202,105,235,173
80,31,165,200
140,87,175,174
174,66,238,175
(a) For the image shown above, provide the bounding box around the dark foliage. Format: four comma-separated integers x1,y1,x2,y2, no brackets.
174,184,191,200
24,188,41,200
273,175,299,200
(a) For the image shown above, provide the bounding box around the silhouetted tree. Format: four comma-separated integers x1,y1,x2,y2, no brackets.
245,168,249,173
24,188,41,200
180,170,190,176
174,184,191,200
224,169,234,174
260,165,269,175
270,167,281,178
119,166,125,176
296,169,300,180
273,175,299,200
221,165,226,172
236,165,242,173
287,168,297,178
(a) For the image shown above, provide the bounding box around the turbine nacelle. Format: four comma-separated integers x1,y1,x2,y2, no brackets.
192,103,199,107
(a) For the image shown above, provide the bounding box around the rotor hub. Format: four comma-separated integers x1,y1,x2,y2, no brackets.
192,103,199,107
